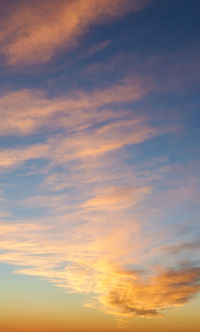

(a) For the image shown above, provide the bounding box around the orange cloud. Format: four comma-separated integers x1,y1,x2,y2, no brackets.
0,114,165,170
0,76,159,172
0,77,150,136
83,186,152,210
0,218,199,321
0,143,49,168
0,76,197,325
97,266,200,319
0,0,150,65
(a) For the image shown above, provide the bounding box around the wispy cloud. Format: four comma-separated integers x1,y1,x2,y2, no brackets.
0,0,150,65
0,64,199,324
82,185,152,210
0,76,150,136
0,0,199,330
0,218,200,321
0,89,198,321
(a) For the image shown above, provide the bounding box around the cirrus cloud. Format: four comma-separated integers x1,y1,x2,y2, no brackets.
0,0,150,65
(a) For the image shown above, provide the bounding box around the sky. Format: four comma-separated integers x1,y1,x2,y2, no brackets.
0,0,200,331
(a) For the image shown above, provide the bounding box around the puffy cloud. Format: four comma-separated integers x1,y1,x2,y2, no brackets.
0,0,149,65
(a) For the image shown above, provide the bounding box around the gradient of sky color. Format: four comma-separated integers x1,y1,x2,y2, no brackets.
0,0,200,331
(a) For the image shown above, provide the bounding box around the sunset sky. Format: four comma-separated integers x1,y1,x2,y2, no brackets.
0,1,200,331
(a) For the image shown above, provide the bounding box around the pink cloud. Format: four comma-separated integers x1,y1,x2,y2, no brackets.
0,0,150,65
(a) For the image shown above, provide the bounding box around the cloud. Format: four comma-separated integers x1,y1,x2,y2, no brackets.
0,112,167,170
0,74,198,324
0,0,150,65
0,79,178,180
0,148,199,323
0,0,199,328
165,239,200,255
0,218,200,320
0,76,160,172
84,40,111,58
98,266,200,319
83,186,152,210
0,143,49,168
0,157,199,322
0,76,150,136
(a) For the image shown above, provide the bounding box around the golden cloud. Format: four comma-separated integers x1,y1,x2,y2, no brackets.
0,219,199,320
